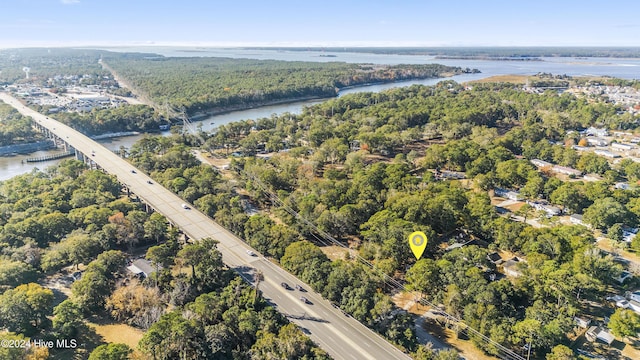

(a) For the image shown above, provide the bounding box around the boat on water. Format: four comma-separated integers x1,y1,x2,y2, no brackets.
159,124,171,131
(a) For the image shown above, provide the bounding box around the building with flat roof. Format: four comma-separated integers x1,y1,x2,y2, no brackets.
615,182,630,190
530,159,553,168
527,200,562,217
438,170,466,180
552,165,582,177
127,258,160,278
586,326,614,345
612,142,634,152
594,149,620,158
582,127,609,137
570,214,586,226
494,187,524,201
587,137,610,147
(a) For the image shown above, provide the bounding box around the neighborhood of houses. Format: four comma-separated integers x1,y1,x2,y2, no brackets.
4,78,131,113
567,84,640,116
570,126,640,164
492,126,640,241
437,124,640,351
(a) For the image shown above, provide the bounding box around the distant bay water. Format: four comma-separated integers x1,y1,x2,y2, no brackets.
2,47,639,180
103,46,640,79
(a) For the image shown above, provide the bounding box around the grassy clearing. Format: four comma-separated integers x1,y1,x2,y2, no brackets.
49,320,145,360
467,75,530,84
319,245,357,261
86,320,145,358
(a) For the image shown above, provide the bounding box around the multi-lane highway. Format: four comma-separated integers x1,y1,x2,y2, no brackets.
0,92,411,360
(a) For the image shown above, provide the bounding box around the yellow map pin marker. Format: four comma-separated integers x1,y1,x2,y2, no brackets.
409,231,428,260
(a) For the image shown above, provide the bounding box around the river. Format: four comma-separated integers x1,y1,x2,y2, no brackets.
2,48,639,181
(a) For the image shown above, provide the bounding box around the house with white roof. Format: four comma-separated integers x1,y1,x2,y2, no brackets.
587,137,610,147
623,226,638,243
612,143,634,152
615,182,630,190
583,127,609,137
570,214,587,227
594,149,620,158
552,165,582,177
127,258,160,278
494,188,524,201
530,159,553,168
586,326,615,345
527,200,562,217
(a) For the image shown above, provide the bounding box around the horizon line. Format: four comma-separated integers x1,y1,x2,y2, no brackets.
3,41,640,50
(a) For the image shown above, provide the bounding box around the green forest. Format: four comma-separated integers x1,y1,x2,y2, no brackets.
0,101,42,146
103,55,474,115
49,104,163,136
150,80,640,358
4,46,640,359
126,134,421,353
3,49,475,137
0,160,329,359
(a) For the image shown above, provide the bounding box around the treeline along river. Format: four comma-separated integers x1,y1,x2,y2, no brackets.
2,48,639,180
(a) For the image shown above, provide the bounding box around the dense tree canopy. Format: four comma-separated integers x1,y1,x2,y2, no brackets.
88,343,133,360
0,283,53,335
183,80,638,357
609,308,640,338
4,63,640,359
104,55,472,115
0,101,41,146
139,277,329,360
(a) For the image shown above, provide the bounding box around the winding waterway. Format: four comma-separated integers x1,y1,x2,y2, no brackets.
2,48,640,181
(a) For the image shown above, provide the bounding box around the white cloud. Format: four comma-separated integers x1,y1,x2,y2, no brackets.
61,0,80,4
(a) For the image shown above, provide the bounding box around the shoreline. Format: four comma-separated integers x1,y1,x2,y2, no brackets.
0,74,461,154
188,94,331,121
434,56,543,61
187,72,472,121
2,72,479,154
0,140,55,156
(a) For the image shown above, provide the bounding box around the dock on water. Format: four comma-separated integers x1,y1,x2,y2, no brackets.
25,150,75,163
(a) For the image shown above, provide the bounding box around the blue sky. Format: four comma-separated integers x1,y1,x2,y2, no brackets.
1,0,639,48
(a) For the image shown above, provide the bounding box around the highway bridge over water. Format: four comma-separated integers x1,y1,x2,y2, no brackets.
0,92,411,360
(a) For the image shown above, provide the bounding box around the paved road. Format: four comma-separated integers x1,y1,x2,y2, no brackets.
0,92,411,360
